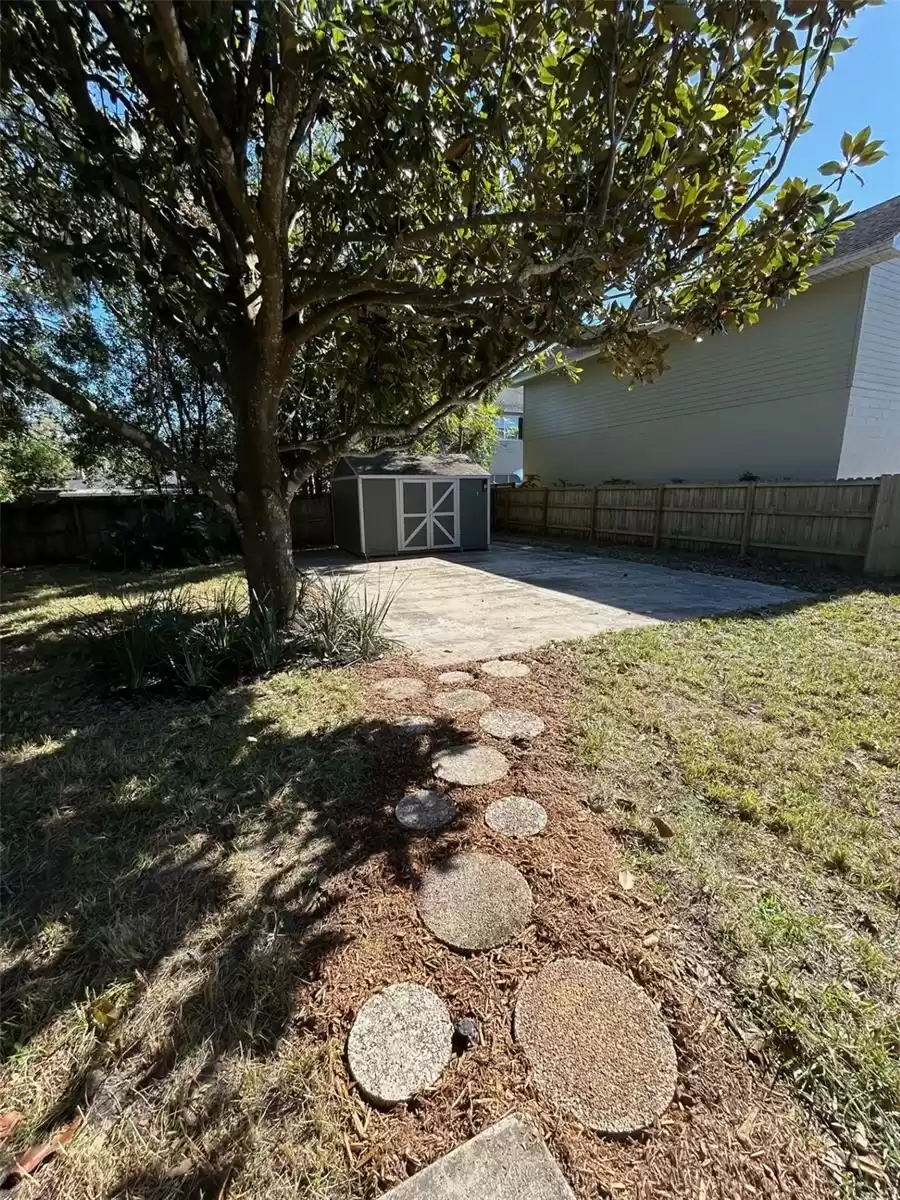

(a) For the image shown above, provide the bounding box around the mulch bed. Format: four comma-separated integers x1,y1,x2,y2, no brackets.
292,651,834,1200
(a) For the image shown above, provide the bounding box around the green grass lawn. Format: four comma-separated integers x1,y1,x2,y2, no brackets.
567,588,900,1190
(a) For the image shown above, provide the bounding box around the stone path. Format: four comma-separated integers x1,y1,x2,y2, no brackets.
381,1114,575,1199
432,744,509,786
348,983,452,1105
435,688,494,715
480,659,531,679
515,958,677,1133
417,851,533,950
356,655,677,1189
479,707,545,741
485,795,547,838
395,789,456,832
392,715,434,734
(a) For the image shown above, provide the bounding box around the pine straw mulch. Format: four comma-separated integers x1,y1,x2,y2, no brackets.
297,649,836,1200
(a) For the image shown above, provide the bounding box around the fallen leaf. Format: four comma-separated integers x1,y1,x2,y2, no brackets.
735,1105,758,1147
618,868,635,891
642,931,660,948
0,1111,24,1143
652,815,676,838
1,1115,82,1185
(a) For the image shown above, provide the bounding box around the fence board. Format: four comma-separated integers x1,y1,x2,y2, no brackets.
492,476,896,574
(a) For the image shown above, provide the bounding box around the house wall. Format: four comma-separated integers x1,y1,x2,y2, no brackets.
331,478,361,555
459,478,490,549
490,435,523,481
837,259,900,478
524,271,867,484
360,478,398,556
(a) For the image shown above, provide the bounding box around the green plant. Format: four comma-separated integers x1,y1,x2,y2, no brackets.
296,575,396,665
0,419,73,501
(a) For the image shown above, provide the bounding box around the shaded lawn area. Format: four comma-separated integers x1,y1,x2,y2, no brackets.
1,563,378,1198
567,588,900,1189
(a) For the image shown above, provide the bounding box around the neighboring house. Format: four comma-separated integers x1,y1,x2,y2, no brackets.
517,195,900,484
490,386,524,482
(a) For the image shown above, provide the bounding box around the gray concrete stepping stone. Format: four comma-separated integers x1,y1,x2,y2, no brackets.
435,688,493,715
417,851,533,950
485,795,547,838
432,744,509,786
479,708,545,741
392,715,434,734
479,659,530,679
395,789,456,832
373,677,427,701
381,1113,575,1199
347,983,452,1105
437,670,475,686
514,958,677,1133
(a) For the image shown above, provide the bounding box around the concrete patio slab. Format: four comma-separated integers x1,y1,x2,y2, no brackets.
297,541,808,665
381,1114,575,1200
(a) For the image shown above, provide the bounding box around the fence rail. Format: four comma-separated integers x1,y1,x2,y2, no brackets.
493,475,900,577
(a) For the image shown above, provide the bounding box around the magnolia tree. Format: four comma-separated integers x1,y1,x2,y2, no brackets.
0,0,882,619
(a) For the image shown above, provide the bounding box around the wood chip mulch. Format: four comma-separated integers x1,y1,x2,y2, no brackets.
290,650,836,1200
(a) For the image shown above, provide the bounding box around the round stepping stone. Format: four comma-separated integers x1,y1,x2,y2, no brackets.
437,670,475,686
514,958,677,1133
479,708,545,741
479,659,530,679
485,795,547,838
347,983,452,1104
435,688,493,715
372,677,427,701
392,715,434,735
417,851,533,950
432,744,509,786
395,789,456,832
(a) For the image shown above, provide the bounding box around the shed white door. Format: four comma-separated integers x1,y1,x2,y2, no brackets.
397,478,459,551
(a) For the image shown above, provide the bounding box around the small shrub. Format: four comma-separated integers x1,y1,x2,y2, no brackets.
296,574,396,664
91,503,235,571
85,574,394,692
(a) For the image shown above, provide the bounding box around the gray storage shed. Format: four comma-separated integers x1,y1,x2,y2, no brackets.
331,452,491,558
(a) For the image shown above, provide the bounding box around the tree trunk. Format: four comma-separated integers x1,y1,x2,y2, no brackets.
233,384,296,625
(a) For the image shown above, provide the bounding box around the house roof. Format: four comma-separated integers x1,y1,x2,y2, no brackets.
514,193,900,383
337,451,490,477
496,386,524,415
809,193,900,280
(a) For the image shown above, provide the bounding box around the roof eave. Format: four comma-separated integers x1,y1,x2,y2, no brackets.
516,232,900,384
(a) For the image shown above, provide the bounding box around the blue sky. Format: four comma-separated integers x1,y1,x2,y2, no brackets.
779,2,900,209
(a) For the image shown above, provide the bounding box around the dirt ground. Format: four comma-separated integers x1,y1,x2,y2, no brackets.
310,651,838,1199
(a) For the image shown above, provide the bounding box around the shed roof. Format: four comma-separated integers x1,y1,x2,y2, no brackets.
337,451,490,477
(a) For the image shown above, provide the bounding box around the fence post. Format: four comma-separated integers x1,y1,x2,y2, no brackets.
589,486,599,541
652,485,665,549
739,482,756,555
71,499,88,555
541,487,550,535
864,474,900,577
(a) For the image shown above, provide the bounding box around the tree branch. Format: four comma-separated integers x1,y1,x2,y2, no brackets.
152,0,258,239
1,341,236,519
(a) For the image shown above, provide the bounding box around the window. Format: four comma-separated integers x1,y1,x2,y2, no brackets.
496,416,523,440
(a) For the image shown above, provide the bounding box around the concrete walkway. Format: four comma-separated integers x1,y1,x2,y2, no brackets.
297,542,809,665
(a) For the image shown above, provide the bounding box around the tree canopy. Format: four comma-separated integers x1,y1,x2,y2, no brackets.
0,0,881,616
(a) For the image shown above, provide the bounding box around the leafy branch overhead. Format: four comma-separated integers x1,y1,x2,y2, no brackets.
0,0,880,617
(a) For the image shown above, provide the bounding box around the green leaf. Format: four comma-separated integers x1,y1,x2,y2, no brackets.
851,126,872,156
818,160,843,176
709,104,729,121
638,131,654,157
840,131,854,157
660,3,699,32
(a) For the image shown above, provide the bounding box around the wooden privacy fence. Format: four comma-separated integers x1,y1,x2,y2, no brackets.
493,475,900,576
1,491,334,567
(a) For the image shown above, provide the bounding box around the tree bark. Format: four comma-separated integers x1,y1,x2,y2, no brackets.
233,377,297,624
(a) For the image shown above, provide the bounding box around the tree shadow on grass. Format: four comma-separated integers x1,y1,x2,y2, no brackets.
0,604,473,1196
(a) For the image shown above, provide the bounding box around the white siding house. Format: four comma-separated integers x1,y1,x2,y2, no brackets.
519,196,900,485
490,386,524,482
